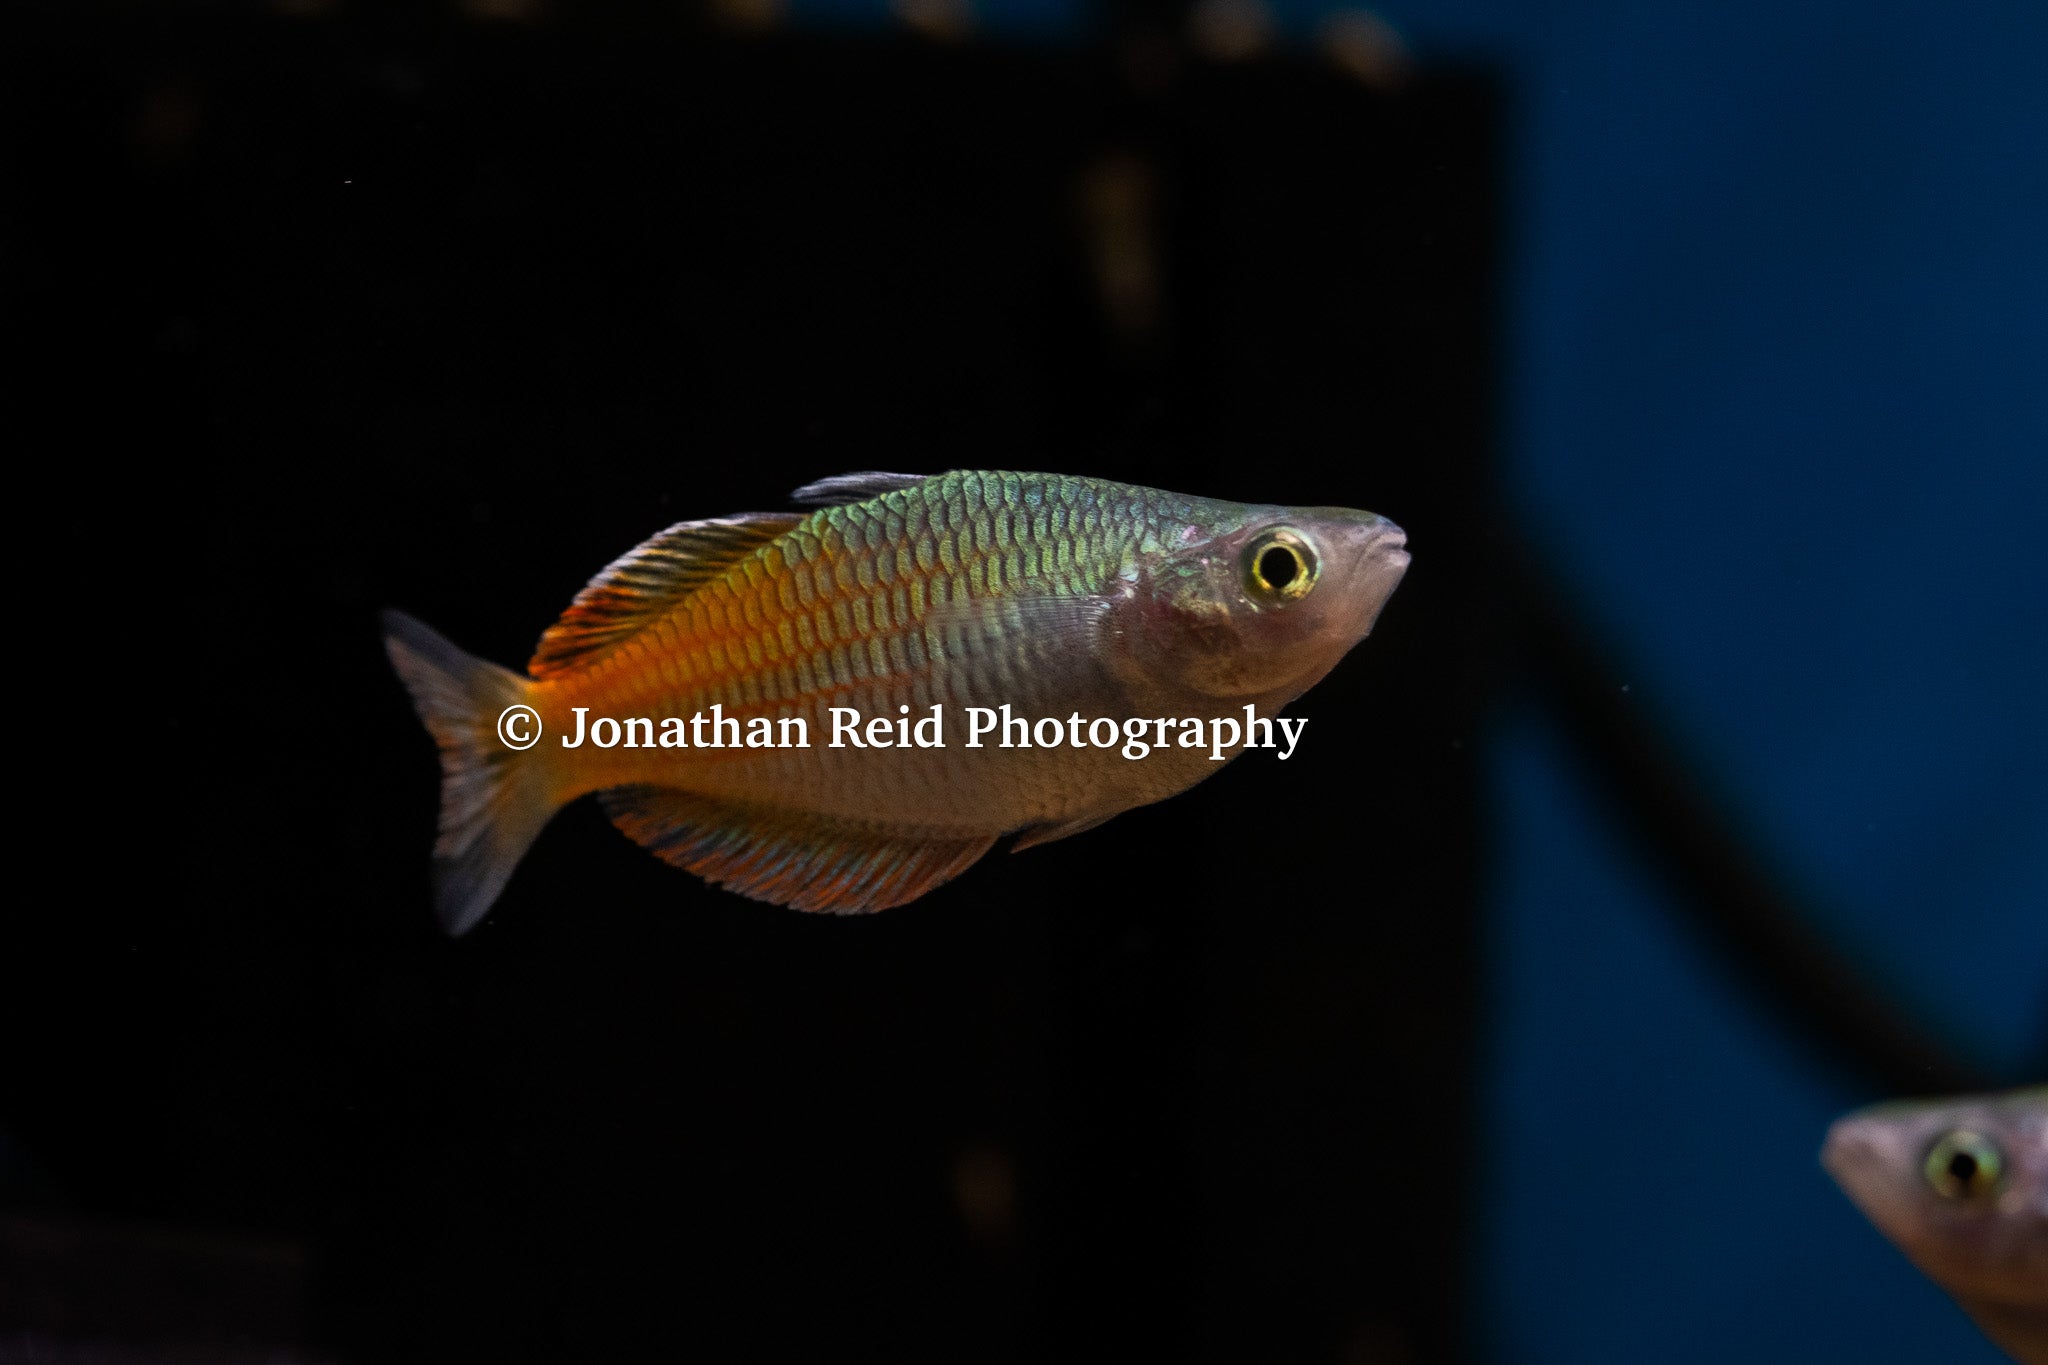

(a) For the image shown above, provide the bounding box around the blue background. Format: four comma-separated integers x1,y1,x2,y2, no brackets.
1405,2,2047,1360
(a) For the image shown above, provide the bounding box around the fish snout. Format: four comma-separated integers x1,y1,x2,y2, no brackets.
1366,517,1410,570
1306,508,1407,571
1821,1115,1886,1198
1335,512,1408,579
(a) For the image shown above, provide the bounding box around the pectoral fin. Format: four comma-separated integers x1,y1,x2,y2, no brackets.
1010,813,1117,852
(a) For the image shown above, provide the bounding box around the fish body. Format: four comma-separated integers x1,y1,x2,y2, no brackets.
1823,1085,2048,1363
384,469,1409,931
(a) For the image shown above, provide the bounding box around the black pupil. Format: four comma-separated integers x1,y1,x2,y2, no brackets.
1949,1152,1979,1184
1259,545,1298,589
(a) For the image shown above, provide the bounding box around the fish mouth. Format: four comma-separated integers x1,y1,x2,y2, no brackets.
1819,1115,1895,1215
1298,508,1409,584
1363,521,1410,569
1820,1118,1868,1183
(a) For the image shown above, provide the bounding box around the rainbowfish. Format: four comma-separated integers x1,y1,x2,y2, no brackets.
1823,1086,2048,1363
383,470,1409,931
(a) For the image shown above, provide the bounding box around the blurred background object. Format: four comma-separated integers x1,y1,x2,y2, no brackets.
7,0,2044,1362
0,1215,336,1364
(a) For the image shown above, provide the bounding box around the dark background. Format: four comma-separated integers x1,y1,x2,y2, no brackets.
11,7,1493,1362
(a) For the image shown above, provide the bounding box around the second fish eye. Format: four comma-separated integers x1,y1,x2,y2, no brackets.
1245,529,1318,603
1923,1129,2003,1201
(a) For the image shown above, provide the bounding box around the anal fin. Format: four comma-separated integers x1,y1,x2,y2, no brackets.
600,785,995,914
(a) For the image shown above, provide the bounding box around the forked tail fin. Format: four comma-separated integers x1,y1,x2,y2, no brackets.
381,609,561,934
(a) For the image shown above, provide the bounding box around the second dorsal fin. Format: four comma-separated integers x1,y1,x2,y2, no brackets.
528,513,802,679
788,471,931,507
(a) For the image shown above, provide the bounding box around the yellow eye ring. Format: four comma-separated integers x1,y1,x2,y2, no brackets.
1245,528,1319,603
1923,1129,2003,1200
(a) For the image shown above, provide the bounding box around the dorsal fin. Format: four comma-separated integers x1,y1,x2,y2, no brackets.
529,513,802,678
788,471,931,507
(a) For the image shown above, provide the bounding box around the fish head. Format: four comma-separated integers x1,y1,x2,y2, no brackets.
1121,504,1409,703
1821,1087,2048,1309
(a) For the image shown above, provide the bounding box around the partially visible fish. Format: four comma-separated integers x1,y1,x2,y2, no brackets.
383,469,1410,932
1822,1085,2048,1363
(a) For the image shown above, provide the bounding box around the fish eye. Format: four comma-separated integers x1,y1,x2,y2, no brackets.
1923,1130,2003,1201
1244,528,1319,604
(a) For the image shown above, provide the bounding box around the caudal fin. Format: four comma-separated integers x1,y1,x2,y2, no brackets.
381,609,560,934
